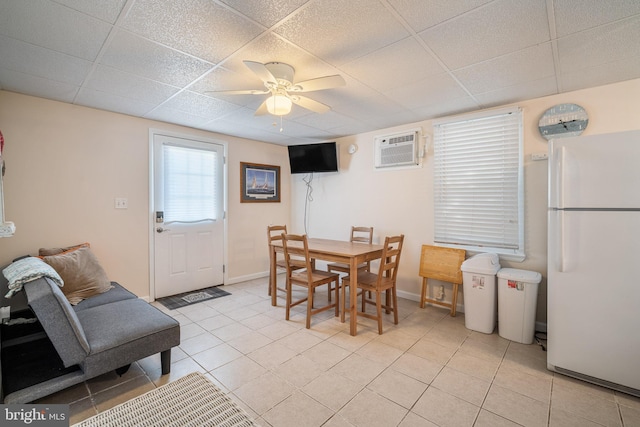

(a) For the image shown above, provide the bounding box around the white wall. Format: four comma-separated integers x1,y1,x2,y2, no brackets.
0,90,290,301
290,78,640,324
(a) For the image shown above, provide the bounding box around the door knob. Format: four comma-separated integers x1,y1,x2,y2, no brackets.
156,227,171,233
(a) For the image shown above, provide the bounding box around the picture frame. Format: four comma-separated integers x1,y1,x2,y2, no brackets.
240,162,280,203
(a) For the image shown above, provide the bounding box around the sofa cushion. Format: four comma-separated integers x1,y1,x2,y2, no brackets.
40,246,113,305
23,278,90,367
72,282,137,312
76,299,179,354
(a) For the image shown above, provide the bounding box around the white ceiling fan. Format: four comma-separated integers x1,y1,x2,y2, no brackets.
211,61,346,116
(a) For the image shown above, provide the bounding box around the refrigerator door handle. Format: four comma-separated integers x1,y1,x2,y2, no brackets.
557,210,566,272
552,145,566,209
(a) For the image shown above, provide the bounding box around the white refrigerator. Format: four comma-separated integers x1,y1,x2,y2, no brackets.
547,129,640,396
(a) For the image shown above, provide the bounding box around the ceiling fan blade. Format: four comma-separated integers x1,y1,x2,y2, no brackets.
254,99,270,116
244,60,277,84
290,95,331,114
291,75,346,92
206,89,269,95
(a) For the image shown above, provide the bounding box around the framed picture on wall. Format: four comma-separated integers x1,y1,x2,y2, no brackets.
240,162,280,203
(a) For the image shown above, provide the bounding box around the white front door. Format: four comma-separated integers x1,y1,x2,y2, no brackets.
152,133,225,299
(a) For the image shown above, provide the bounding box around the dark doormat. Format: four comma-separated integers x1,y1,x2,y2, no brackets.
156,285,230,310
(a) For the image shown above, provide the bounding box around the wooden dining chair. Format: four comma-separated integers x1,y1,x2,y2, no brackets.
327,226,374,274
267,225,304,300
281,233,340,329
327,226,373,302
418,244,466,316
341,234,404,335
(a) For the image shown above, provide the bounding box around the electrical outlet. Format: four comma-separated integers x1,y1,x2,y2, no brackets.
531,152,548,161
115,198,128,209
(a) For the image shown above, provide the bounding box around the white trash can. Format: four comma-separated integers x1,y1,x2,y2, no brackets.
497,268,542,344
461,253,501,334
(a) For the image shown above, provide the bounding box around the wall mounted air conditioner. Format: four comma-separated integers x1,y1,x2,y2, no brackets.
374,129,420,169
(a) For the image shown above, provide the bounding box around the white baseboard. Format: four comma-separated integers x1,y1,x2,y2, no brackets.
225,271,269,286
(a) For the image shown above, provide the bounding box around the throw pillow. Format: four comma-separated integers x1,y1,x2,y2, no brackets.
40,246,113,305
39,242,90,257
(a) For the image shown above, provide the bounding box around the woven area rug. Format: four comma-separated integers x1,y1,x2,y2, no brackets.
156,285,230,310
72,372,258,427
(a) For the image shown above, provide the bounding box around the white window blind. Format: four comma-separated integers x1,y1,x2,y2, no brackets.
163,144,217,223
433,108,524,260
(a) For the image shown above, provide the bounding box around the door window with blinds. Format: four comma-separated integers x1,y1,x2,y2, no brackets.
433,107,524,261
162,143,218,223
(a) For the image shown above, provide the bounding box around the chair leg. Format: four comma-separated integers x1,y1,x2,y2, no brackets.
385,289,391,314
334,278,340,317
375,291,383,335
392,286,399,325
450,283,459,317
285,278,291,321
340,281,347,323
419,277,427,308
361,287,366,313
306,285,313,329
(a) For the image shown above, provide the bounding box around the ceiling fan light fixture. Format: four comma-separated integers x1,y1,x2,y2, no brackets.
266,94,292,116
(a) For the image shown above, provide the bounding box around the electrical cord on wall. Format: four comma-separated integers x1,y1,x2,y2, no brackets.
303,173,314,235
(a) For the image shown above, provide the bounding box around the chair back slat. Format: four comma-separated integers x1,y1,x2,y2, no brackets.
281,233,313,276
376,235,404,282
351,226,373,244
267,225,287,244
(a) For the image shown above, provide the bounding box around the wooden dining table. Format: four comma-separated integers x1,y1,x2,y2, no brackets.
270,238,385,336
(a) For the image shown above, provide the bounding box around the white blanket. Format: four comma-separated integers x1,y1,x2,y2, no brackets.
3,256,64,298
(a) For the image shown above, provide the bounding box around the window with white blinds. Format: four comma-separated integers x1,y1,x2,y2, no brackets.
433,107,524,260
163,144,217,223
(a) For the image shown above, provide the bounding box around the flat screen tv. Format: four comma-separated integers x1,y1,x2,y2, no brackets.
287,142,338,174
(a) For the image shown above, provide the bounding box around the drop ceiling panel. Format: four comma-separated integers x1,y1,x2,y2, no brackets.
157,91,242,119
560,55,640,92
340,37,446,92
75,87,158,117
413,96,480,120
53,0,127,24
557,16,640,75
420,0,550,70
553,0,640,37
219,0,310,28
385,73,471,110
0,0,112,60
0,35,92,86
100,29,213,88
474,76,558,108
454,43,555,94
121,0,263,64
85,65,180,105
274,0,410,66
389,0,494,32
0,68,79,103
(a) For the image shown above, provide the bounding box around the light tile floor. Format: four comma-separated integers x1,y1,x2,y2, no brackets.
38,276,640,426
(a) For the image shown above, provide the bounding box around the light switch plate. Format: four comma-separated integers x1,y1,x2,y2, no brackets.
115,198,128,209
